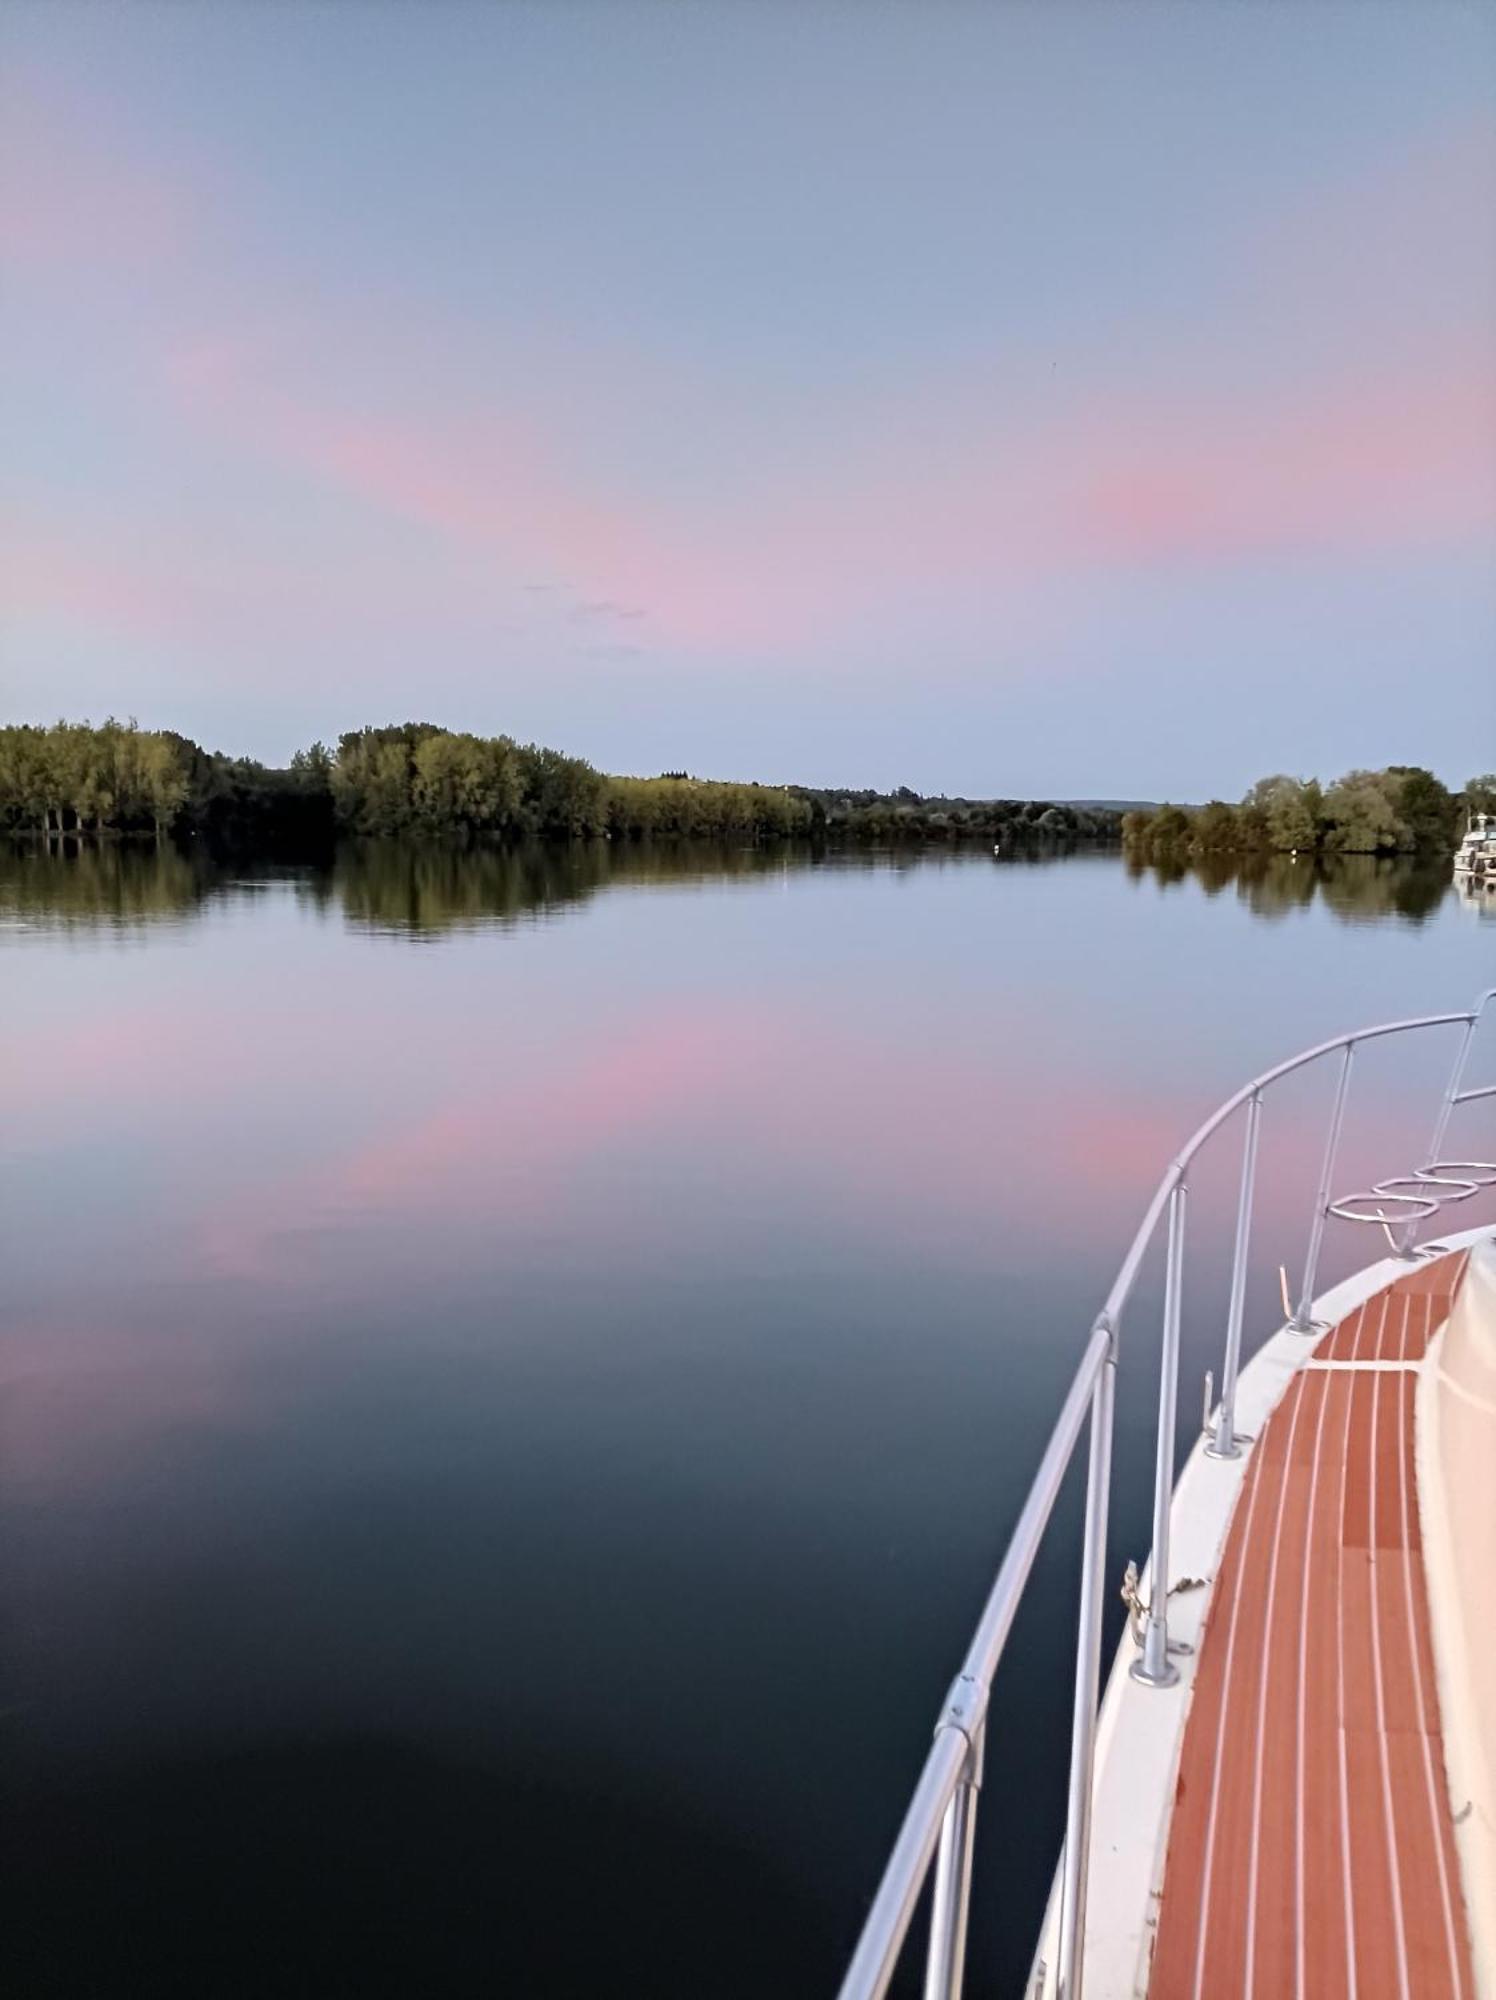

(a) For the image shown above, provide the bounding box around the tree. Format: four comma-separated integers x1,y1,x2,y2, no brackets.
1150,804,1193,849
138,732,191,836
1386,767,1455,850
1241,775,1319,852
1121,809,1155,850
1321,770,1410,854
1194,801,1238,851
290,742,334,789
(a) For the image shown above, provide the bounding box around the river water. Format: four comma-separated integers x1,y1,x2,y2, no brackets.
2,841,1491,1995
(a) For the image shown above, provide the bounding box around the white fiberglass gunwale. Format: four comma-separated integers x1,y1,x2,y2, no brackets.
1417,1240,1496,1994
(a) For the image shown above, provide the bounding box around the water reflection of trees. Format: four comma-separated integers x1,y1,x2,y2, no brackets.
0,839,814,938
2,838,1458,936
321,842,1078,934
330,839,801,935
1126,849,1452,923
330,840,609,935
0,839,216,928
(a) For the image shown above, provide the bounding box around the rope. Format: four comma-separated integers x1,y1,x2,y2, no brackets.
1120,1560,1208,1646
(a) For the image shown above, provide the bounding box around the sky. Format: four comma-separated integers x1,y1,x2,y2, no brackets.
1,2,1493,797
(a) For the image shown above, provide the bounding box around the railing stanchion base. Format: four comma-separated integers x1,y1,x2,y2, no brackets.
1129,1614,1180,1690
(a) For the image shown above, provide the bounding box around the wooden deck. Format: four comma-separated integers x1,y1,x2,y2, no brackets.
1149,1254,1476,1999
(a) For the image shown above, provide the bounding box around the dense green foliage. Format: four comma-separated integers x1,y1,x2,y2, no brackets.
8,723,1475,861
0,718,1131,849
1122,768,1483,862
328,725,811,839
787,784,1122,843
0,718,810,845
0,720,333,846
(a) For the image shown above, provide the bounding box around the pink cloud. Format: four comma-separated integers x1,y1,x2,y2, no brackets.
0,505,524,670
0,522,189,642
6,73,1493,673
163,336,774,652
145,108,1493,665
1261,120,1496,346
1065,361,1496,566
158,326,1495,677
0,75,190,270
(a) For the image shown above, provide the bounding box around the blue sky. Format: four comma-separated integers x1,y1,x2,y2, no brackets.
2,2,1493,794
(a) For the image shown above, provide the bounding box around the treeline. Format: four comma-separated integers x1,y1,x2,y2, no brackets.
789,784,1122,843
1123,769,1492,862
0,720,811,845
14,724,1476,861
0,718,1131,850
327,725,811,839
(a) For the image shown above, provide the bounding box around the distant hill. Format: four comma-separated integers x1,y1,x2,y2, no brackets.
1061,799,1160,813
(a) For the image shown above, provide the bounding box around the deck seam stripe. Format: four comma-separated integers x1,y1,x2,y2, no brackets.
1295,1370,1333,2000
1368,1366,1412,2000
1189,1419,1272,2000
1244,1372,1310,2000
1337,1367,1359,2000
1306,1359,1420,1373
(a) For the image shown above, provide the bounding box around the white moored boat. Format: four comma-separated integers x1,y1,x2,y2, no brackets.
1454,815,1496,884
838,989,1496,2000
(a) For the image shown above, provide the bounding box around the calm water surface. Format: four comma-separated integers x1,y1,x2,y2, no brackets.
3,843,1492,1996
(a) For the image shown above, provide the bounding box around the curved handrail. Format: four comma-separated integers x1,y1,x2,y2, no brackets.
838,986,1496,2000
1099,1007,1474,1332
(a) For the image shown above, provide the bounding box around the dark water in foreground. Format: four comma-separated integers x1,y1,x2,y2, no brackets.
2,842,1492,1997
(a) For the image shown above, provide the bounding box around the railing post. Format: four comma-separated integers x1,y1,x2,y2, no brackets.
923,1726,984,2000
1424,1013,1478,1168
1207,1092,1261,1460
1132,1178,1185,1689
1288,1042,1354,1333
1056,1336,1117,1999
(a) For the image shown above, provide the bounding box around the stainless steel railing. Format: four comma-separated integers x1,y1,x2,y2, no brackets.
837,985,1496,2000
